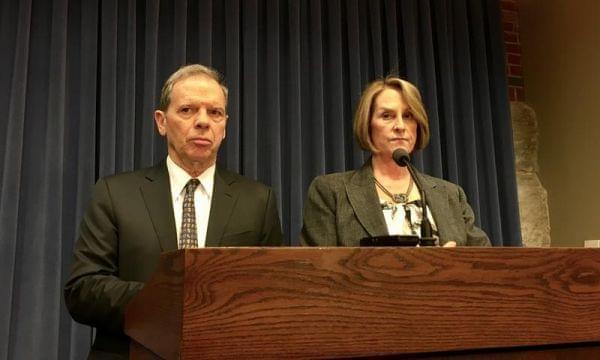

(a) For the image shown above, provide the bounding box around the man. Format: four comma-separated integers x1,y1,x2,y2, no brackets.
64,64,283,359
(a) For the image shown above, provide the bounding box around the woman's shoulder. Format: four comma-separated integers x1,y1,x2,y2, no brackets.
420,173,462,191
314,169,357,181
312,168,364,184
309,169,364,192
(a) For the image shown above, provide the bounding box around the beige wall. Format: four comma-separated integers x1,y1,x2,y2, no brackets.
519,0,600,246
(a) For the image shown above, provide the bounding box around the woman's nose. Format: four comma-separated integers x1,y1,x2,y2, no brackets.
393,116,405,130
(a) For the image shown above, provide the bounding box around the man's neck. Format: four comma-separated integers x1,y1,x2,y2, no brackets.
169,155,215,178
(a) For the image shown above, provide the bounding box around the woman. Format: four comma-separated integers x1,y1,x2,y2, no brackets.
300,76,490,247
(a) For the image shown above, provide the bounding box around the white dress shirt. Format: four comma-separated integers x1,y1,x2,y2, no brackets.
166,156,215,248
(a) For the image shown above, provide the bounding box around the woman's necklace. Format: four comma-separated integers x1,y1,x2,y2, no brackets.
374,176,414,204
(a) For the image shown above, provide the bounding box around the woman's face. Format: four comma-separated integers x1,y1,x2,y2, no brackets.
370,88,418,158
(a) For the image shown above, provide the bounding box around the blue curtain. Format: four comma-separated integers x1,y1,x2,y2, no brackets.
0,0,521,358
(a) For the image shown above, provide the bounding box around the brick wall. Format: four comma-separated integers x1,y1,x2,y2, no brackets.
501,0,524,101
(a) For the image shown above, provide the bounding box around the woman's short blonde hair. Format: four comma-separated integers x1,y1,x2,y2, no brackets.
353,76,430,153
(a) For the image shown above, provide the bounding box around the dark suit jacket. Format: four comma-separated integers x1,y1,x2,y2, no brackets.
300,161,490,247
64,161,282,358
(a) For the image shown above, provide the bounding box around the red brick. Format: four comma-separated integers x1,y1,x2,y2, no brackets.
501,1,519,12
504,32,518,44
507,53,521,65
508,76,524,87
515,87,525,101
502,0,525,100
508,87,516,101
502,10,518,23
505,43,521,55
509,65,522,76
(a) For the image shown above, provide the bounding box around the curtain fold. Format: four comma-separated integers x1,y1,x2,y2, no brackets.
1,0,33,358
0,0,521,357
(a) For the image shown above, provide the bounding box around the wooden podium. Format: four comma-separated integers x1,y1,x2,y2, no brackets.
124,248,600,359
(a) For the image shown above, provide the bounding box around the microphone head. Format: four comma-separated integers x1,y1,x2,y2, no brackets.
392,148,411,167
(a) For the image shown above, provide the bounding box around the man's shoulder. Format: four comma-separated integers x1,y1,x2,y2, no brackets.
100,162,165,186
216,168,272,191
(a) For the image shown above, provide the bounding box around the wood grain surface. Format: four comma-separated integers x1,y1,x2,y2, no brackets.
126,248,600,359
125,250,185,359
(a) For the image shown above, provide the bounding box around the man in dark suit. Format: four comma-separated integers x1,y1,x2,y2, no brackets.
64,64,283,359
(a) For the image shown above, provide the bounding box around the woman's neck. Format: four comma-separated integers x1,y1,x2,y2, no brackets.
372,154,411,181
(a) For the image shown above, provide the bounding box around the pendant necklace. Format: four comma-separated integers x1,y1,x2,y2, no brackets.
374,176,414,204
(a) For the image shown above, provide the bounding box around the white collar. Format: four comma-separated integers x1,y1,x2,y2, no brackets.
166,156,216,199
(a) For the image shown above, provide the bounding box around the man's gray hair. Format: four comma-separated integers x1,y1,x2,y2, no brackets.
158,64,228,111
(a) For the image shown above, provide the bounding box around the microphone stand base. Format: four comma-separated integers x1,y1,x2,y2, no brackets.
418,237,438,247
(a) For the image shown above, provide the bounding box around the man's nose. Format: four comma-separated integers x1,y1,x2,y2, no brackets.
194,109,210,128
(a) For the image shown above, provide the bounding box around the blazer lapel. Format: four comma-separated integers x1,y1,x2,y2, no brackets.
140,161,178,252
416,171,451,238
345,162,389,237
205,168,238,247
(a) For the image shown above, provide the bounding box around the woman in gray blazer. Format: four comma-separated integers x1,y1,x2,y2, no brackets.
300,77,490,247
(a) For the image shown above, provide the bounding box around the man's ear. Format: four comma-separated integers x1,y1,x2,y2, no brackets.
154,110,167,136
222,114,228,140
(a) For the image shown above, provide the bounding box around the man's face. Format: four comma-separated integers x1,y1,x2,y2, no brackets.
154,75,227,171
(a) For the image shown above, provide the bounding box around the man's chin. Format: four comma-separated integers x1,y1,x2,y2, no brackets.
186,153,216,165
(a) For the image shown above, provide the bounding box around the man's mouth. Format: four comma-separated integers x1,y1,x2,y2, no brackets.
189,138,212,146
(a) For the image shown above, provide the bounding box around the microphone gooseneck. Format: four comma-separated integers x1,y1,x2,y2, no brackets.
391,148,434,243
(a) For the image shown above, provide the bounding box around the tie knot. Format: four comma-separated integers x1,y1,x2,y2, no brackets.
185,179,200,194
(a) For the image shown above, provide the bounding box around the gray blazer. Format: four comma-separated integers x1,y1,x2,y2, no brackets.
300,161,490,247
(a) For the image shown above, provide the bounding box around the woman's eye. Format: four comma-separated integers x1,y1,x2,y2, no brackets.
402,111,413,120
382,112,394,120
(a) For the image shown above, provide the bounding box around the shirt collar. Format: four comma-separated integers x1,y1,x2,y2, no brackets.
166,156,216,199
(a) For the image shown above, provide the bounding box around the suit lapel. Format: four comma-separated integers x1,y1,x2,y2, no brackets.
417,171,451,238
205,168,238,247
345,162,389,237
140,162,178,252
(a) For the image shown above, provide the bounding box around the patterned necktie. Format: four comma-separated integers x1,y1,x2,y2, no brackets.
179,179,200,249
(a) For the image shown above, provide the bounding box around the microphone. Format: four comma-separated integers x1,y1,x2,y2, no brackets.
392,149,436,246
392,148,410,167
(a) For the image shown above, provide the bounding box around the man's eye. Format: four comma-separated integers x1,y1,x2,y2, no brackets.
180,107,192,114
208,108,224,117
